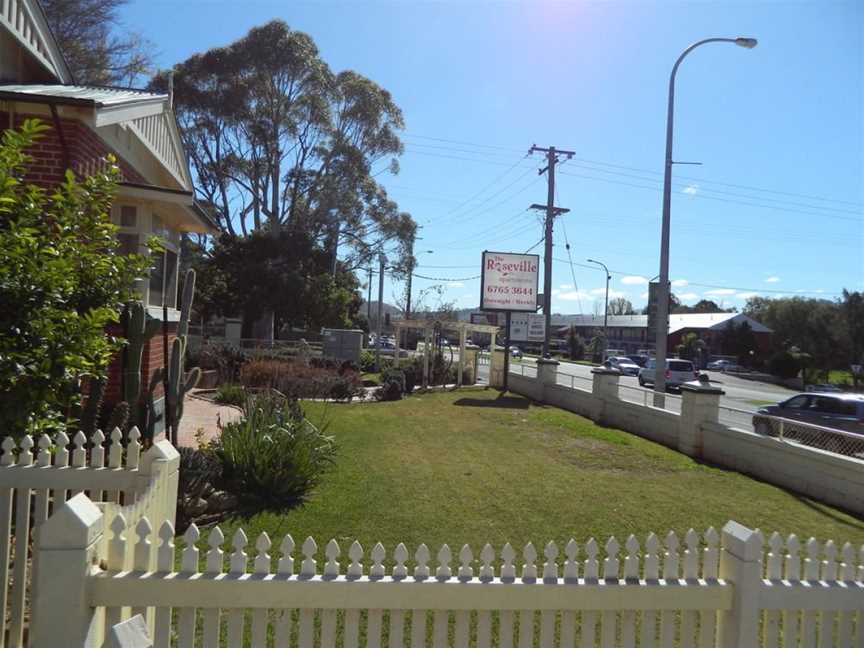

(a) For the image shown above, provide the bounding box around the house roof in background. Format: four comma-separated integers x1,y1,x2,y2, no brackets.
554,312,772,334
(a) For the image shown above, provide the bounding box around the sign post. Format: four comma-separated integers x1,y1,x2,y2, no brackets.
480,251,540,392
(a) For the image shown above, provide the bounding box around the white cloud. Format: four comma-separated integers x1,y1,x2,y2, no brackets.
764,276,780,283
559,284,572,290
556,290,593,302
671,279,688,287
682,184,699,196
621,275,648,285
640,292,649,300
704,288,736,296
589,288,628,299
446,282,464,288
735,292,760,300
551,289,561,296
677,292,700,301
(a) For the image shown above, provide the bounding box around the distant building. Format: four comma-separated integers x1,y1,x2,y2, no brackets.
554,312,772,356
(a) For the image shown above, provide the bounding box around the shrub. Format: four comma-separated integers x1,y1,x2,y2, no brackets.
214,384,245,407
239,359,362,401
0,120,151,437
360,349,376,372
375,378,403,401
213,394,336,512
176,446,223,532
769,351,800,379
196,342,247,384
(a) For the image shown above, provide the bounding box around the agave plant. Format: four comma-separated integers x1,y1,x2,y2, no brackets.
213,393,336,514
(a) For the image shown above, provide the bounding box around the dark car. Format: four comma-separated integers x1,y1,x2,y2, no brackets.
627,354,649,368
752,393,864,437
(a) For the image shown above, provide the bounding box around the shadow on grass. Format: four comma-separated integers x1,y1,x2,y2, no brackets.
452,395,530,410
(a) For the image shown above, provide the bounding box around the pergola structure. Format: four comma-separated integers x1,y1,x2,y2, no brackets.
392,319,501,389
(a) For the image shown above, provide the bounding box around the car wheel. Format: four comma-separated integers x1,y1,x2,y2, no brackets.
638,376,645,387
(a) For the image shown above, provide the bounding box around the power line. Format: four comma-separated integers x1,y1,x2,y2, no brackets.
412,272,481,282
404,132,861,208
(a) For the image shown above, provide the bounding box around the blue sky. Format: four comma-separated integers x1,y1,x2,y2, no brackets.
124,0,863,313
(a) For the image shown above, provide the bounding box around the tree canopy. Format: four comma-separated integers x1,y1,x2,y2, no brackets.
42,0,152,85
150,20,416,272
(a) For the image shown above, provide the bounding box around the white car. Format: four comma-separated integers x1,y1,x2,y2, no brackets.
608,356,641,376
638,359,698,389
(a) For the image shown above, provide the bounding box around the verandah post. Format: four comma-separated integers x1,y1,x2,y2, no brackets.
717,520,762,648
30,493,105,648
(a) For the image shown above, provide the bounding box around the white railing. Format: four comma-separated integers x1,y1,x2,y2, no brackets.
0,429,178,648
555,371,593,392
718,405,757,433
618,384,682,413
753,414,864,459
31,500,864,648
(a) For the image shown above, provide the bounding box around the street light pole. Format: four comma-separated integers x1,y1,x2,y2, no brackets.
587,259,611,360
652,36,757,406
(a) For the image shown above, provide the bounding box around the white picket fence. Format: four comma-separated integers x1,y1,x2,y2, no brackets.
29,492,864,648
0,429,179,648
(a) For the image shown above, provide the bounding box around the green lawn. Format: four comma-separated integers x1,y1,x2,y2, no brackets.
213,389,864,554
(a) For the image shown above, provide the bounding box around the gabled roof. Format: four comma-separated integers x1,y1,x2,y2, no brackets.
0,83,193,190
0,84,165,107
0,0,72,83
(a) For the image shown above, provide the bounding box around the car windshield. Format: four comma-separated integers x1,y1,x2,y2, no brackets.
669,360,694,371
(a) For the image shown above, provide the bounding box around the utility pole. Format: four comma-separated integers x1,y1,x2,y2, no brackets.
529,144,574,358
587,259,611,360
375,251,386,371
366,267,373,326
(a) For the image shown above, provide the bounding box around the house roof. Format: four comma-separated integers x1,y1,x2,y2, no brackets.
555,312,772,334
0,84,167,109
0,0,73,83
117,183,219,235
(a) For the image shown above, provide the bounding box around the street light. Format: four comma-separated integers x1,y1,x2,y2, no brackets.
587,258,611,360
652,36,758,406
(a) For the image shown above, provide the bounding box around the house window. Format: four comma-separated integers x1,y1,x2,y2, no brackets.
120,206,137,228
148,214,180,309
117,233,138,256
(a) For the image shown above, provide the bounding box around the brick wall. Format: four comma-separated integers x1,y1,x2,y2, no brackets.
104,322,178,407
1,111,147,187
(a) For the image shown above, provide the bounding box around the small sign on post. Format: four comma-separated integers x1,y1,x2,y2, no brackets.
480,251,540,312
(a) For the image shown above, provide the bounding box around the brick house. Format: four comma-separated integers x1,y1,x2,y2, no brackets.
1,0,218,435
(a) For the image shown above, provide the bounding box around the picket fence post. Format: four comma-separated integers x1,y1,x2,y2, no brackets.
30,493,105,648
717,520,762,648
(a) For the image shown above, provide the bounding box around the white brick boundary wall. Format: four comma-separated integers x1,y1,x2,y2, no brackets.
0,430,178,648
508,369,864,516
29,495,864,648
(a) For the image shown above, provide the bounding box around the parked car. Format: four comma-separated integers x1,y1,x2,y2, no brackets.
627,354,650,368
608,356,641,376
707,359,743,372
752,393,864,437
638,359,698,389
707,359,732,371
804,384,842,393
509,346,522,358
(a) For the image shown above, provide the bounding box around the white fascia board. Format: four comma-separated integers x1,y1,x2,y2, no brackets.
94,100,166,128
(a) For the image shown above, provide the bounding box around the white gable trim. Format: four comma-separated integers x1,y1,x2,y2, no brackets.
124,110,192,190
0,0,72,83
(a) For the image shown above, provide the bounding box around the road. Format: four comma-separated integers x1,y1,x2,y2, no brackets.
484,357,797,432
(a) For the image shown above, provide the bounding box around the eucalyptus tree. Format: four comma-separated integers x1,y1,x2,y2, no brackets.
151,21,415,271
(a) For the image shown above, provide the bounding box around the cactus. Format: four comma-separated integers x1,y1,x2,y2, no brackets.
80,376,106,435
178,268,196,339
162,269,200,438
106,401,130,434
144,368,164,440
124,301,161,409
166,336,201,436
